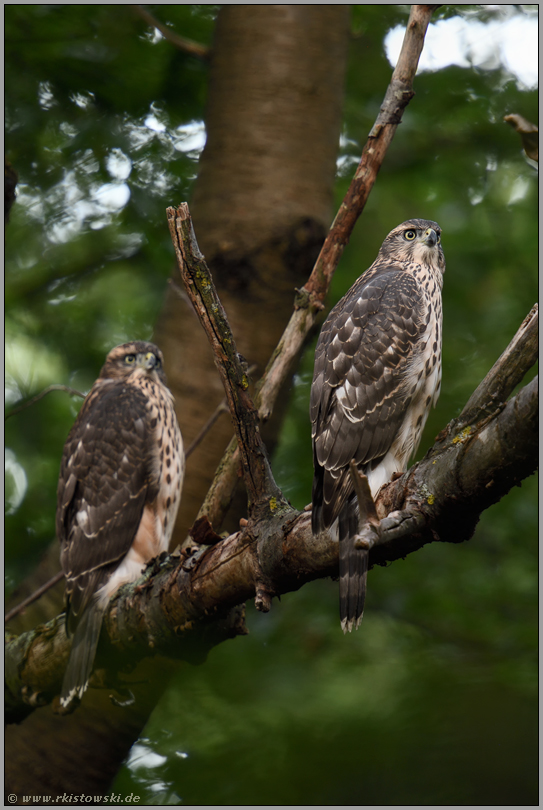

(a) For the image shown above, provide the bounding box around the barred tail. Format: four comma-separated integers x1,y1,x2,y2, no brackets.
60,601,105,711
338,501,368,633
339,537,368,633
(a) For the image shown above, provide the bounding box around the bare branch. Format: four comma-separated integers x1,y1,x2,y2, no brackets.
184,401,229,458
5,385,85,421
167,203,284,511
4,572,65,625
304,4,440,301
129,5,210,60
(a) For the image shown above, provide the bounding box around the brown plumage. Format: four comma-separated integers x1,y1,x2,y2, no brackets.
57,341,184,709
310,220,445,632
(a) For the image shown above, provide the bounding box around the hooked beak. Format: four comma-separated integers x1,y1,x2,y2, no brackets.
137,351,158,371
422,227,438,247
144,351,157,370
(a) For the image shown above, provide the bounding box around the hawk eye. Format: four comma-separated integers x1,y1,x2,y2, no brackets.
436,233,441,243
404,230,417,241
125,354,136,365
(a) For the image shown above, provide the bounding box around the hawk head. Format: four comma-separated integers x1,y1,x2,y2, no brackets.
99,341,167,383
377,219,445,274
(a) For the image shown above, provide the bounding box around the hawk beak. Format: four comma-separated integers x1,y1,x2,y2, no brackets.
142,352,157,370
423,228,438,247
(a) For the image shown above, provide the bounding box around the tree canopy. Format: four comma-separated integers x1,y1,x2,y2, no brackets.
5,5,537,805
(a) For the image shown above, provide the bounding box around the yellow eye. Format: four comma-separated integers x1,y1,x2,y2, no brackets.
125,354,136,364
404,230,417,241
436,233,441,243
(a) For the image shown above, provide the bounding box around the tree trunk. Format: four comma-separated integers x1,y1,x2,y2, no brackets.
5,5,349,800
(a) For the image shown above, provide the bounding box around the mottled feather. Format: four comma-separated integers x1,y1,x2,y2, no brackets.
311,220,445,632
57,341,184,709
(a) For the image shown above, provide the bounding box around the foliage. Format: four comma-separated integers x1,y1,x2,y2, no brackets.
5,4,537,805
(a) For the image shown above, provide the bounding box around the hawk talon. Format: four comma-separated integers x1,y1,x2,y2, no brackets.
354,529,378,550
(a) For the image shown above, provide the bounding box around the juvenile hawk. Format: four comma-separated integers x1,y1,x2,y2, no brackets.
57,341,184,709
310,220,445,632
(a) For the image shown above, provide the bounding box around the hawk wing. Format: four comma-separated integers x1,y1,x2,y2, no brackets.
310,268,427,532
57,381,157,635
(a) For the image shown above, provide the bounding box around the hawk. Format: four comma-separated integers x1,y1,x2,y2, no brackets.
57,341,184,709
310,219,445,632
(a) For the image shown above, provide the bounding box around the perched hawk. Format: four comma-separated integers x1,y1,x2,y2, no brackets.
57,341,184,709
310,220,445,632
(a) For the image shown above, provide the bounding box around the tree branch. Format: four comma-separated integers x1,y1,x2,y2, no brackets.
167,204,284,514
5,309,537,723
5,385,85,421
129,5,210,60
4,572,65,625
304,3,441,301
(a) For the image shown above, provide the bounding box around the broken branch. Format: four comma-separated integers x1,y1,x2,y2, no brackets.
167,203,283,512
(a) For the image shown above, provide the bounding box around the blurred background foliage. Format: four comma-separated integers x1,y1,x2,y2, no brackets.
5,4,537,805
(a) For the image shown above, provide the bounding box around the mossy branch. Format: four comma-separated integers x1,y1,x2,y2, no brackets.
5,306,537,723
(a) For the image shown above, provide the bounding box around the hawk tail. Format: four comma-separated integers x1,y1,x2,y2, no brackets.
60,600,105,712
339,536,368,633
339,504,368,633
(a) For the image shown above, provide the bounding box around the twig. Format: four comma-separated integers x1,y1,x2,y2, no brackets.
5,385,85,421
167,204,284,511
193,3,442,528
129,5,210,60
4,571,65,624
185,401,229,458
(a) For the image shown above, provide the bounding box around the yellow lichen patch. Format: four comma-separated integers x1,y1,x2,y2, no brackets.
418,483,435,505
269,497,278,512
452,426,473,445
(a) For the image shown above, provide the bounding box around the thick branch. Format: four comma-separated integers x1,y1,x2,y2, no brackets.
6,363,537,721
